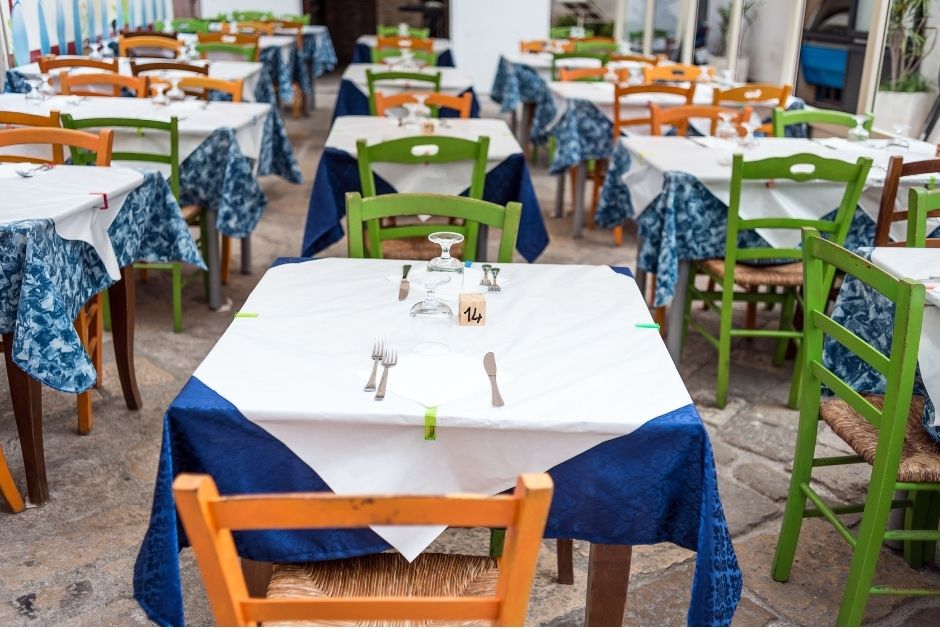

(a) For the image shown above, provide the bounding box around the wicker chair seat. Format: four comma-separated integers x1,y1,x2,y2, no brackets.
265,553,499,627
820,394,940,483
700,259,804,289
378,239,465,262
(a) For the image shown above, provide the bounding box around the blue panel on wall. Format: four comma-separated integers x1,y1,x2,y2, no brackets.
37,0,52,54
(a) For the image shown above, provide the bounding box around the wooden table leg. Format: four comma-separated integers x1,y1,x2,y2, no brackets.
556,539,575,585
2,333,48,504
584,543,632,627
108,266,141,411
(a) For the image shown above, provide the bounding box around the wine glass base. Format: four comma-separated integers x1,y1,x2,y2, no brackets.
428,257,463,272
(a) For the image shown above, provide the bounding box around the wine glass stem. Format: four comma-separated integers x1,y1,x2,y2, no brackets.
440,244,451,260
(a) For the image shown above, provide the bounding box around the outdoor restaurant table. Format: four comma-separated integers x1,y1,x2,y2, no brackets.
334,63,480,120
605,135,940,363
132,256,742,627
826,247,940,444
290,25,339,110
0,165,203,503
352,35,455,67
303,116,548,262
0,92,302,309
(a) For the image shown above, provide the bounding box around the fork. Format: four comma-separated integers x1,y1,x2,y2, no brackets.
480,264,492,286
374,348,398,401
15,164,53,178
488,267,502,292
363,339,385,391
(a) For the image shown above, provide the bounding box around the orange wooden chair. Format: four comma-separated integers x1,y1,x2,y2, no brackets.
197,31,262,46
150,76,245,102
236,20,276,35
37,56,120,74
118,34,183,58
712,83,791,134
875,155,940,247
374,91,473,118
0,446,24,513
59,72,149,97
643,63,708,83
376,35,434,52
649,103,751,137
174,473,553,626
519,39,547,53
0,110,64,162
609,52,661,66
557,66,627,82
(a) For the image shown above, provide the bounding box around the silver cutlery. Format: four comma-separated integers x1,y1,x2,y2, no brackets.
480,264,492,286
398,264,412,301
374,348,398,401
488,267,502,292
810,138,839,151
483,352,504,407
14,164,53,178
363,339,385,391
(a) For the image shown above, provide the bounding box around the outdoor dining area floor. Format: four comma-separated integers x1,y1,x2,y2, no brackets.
1,74,939,627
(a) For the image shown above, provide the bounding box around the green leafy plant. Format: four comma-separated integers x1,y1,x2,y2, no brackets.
882,0,937,92
713,0,762,58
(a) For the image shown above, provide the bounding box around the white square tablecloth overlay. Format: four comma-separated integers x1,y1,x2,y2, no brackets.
342,63,474,98
620,136,940,248
177,32,295,70
357,35,452,54
327,116,522,196
193,258,693,559
869,248,940,425
0,164,144,279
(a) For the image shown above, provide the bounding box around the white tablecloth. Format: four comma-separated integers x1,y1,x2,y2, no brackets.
343,63,474,98
326,116,522,196
870,248,940,424
193,257,692,558
0,165,144,279
620,136,940,248
177,32,295,69
357,35,451,54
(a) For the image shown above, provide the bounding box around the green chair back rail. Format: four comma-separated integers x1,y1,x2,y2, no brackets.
346,192,520,264
773,228,936,626
279,14,311,25
232,10,273,21
684,152,873,409
550,52,609,80
172,18,210,33
573,40,619,54
377,25,430,38
372,47,437,67
772,107,874,138
549,26,595,39
365,69,441,116
906,185,940,248
196,42,259,62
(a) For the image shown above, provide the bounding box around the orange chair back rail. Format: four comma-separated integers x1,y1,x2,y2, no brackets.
557,67,625,82
118,35,183,56
0,110,64,162
59,72,149,97
173,473,553,626
38,56,120,74
519,39,547,53
644,63,708,83
649,103,753,137
612,83,696,136
197,32,261,45
376,35,434,52
374,91,472,118
712,84,791,134
0,127,114,166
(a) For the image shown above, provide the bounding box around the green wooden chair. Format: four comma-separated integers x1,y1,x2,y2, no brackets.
196,42,259,62
346,192,520,264
550,26,595,39
280,14,311,25
772,107,874,138
573,40,619,54
372,47,437,67
232,10,273,21
172,18,210,33
377,25,430,38
684,153,873,408
773,228,938,625
61,114,205,333
550,52,609,80
907,185,940,247
365,69,441,116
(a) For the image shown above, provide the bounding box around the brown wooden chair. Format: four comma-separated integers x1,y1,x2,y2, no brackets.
129,59,209,76
59,72,149,98
174,473,553,627
376,35,434,52
875,155,940,247
118,34,183,58
643,63,708,83
121,28,178,39
649,103,752,137
374,90,473,118
37,56,120,74
712,83,791,135
609,52,661,66
0,445,25,513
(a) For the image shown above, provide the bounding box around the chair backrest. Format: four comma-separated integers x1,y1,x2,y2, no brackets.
0,127,113,166
37,56,120,74
59,72,149,98
573,39,619,54
799,228,925,462
196,43,259,62
198,31,261,45
519,40,546,53
129,60,210,77
906,186,940,248
550,52,609,80
236,21,276,35
609,52,660,66
172,17,210,33
174,472,551,627
61,113,180,198
373,91,472,118
0,110,64,162
365,70,441,115
712,83,791,134
875,155,940,248
613,83,696,137
118,35,183,58
649,103,751,137
643,63,705,83
725,154,872,295
372,47,437,67
121,28,179,40
378,24,430,38
558,67,614,82
772,107,873,138
232,10,273,21
347,191,520,263
549,26,595,39
376,35,434,52
278,14,312,26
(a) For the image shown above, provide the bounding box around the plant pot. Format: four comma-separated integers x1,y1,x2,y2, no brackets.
873,90,935,138
708,54,749,83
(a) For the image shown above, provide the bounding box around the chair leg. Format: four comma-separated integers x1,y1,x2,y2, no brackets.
489,528,505,558
589,158,607,228
2,333,47,504
745,288,759,330
613,225,623,246
137,268,149,282
171,263,183,333
702,279,714,310
786,341,803,410
109,266,142,411
221,235,232,286
922,492,940,565
101,289,112,332
773,290,797,366
73,297,100,436
568,167,578,216
556,539,575,585
715,288,734,409
903,490,931,569
0,446,24,513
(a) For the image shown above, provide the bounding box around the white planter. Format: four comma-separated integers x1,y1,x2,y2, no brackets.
873,90,935,138
708,54,749,83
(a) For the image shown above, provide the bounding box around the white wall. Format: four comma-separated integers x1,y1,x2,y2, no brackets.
743,0,791,83
450,0,551,96
198,0,299,17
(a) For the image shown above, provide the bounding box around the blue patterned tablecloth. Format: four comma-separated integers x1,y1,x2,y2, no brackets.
825,248,939,443
490,56,556,142
260,46,299,103
302,148,548,262
352,42,455,68
0,172,203,394
308,30,338,77
332,79,481,121
132,259,741,628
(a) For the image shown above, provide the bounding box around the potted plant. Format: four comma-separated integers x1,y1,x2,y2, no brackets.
708,0,762,82
874,0,938,137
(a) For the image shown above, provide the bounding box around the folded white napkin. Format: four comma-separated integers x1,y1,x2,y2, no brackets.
388,266,510,301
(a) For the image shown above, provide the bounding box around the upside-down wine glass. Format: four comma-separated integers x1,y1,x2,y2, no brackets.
847,114,870,142
428,231,464,272
409,272,453,355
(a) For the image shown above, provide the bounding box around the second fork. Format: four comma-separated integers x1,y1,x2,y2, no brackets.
374,348,398,400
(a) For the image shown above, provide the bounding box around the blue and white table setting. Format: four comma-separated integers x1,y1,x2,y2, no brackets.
333,64,480,120
352,35,455,67
602,135,940,363
0,164,203,503
303,116,548,262
826,247,940,444
132,256,742,627
297,25,338,77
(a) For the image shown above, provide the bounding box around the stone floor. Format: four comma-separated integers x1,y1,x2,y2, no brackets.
1,74,939,627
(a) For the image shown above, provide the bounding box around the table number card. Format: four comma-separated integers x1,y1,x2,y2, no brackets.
458,293,486,326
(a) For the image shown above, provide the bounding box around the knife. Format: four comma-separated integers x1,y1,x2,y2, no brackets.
398,264,412,301
483,352,504,407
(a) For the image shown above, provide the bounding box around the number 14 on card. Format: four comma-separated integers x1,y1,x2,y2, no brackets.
458,293,486,326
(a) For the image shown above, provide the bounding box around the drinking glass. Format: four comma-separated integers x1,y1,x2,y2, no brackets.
720,68,733,85
409,273,453,355
166,77,185,101
738,120,759,148
413,92,431,117
88,42,102,60
716,112,737,141
696,64,711,83
24,78,42,105
151,82,169,105
847,114,870,142
428,231,464,272
888,123,911,151
101,40,115,58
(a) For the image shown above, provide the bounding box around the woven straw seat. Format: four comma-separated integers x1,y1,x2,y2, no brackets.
700,259,804,289
820,395,940,483
265,553,499,627
377,239,465,262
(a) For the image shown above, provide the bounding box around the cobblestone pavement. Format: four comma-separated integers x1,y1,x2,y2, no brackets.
0,75,938,626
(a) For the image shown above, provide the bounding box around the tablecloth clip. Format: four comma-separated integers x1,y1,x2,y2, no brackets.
929,175,936,190
90,192,109,210
234,312,259,318
424,406,438,441
766,178,776,189
635,322,661,329
136,127,144,137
